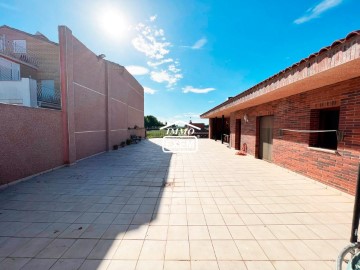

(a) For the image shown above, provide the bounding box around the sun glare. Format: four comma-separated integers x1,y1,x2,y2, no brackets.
98,7,128,40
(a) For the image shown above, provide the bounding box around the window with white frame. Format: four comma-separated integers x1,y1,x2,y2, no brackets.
13,40,27,53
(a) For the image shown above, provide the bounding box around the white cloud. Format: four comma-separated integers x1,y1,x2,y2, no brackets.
125,65,149,75
151,70,183,87
132,23,171,59
149,15,157,22
147,58,174,67
192,37,207,49
144,87,157,94
132,17,183,87
294,0,343,24
182,86,216,94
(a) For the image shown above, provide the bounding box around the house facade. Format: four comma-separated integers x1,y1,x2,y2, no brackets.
201,30,360,194
0,25,61,108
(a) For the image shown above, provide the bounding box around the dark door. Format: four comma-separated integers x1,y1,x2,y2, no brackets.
259,116,274,162
235,119,241,150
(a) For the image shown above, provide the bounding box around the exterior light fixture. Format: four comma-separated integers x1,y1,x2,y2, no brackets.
243,114,249,123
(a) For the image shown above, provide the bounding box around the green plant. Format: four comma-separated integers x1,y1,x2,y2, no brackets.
126,139,131,145
120,141,126,147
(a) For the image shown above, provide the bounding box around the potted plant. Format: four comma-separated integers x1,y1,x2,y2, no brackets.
120,141,126,147
113,145,119,150
126,139,132,145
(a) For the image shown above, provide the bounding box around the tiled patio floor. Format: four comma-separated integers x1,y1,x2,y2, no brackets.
0,139,354,270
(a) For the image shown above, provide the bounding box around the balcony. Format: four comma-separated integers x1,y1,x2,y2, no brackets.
0,35,39,68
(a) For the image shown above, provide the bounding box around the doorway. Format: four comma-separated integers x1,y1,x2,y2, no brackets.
235,119,241,150
259,116,274,162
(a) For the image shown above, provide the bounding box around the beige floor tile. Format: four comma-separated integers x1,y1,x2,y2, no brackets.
165,240,190,260
167,225,188,240
222,214,244,225
136,260,164,270
22,258,57,270
123,225,149,239
187,213,206,225
145,225,168,240
245,261,275,270
212,240,242,260
281,240,318,260
11,238,53,258
189,226,211,240
79,259,111,270
187,204,204,213
150,214,169,226
191,260,219,270
235,240,268,260
189,240,216,260
107,260,137,270
239,214,263,225
163,260,191,270
139,240,166,260
50,258,84,270
170,204,187,213
62,239,98,259
101,224,128,239
37,239,76,259
205,214,225,225
227,226,254,240
113,240,144,259
0,258,31,270
248,225,276,239
303,239,339,260
297,260,332,270
208,226,232,239
286,225,320,239
271,261,303,270
267,225,298,239
169,214,187,225
218,260,247,270
88,239,121,259
258,240,294,260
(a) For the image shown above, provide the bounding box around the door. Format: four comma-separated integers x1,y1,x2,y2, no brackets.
259,116,274,162
235,119,241,150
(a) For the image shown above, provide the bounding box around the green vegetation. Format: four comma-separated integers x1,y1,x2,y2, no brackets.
146,129,168,138
144,115,165,129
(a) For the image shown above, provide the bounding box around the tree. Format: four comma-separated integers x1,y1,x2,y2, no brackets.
144,115,165,129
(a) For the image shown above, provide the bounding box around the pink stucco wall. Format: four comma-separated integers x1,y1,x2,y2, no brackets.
59,26,144,161
0,104,63,185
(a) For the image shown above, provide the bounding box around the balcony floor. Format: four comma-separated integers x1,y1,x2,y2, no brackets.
0,139,353,270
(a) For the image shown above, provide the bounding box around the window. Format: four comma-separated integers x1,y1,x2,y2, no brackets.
0,57,20,81
13,40,26,53
309,108,340,150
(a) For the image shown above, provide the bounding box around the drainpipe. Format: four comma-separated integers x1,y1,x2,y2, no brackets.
221,115,224,144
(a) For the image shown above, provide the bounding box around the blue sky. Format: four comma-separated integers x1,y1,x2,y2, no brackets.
1,0,359,124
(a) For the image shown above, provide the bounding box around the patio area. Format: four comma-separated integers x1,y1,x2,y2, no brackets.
0,138,354,270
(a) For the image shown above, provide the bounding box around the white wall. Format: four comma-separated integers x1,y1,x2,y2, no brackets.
0,78,37,107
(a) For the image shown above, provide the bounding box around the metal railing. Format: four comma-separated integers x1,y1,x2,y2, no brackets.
0,35,39,67
37,83,61,109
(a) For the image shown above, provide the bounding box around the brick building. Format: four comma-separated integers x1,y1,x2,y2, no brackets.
201,30,360,194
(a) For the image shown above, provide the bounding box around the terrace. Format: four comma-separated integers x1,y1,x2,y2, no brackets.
0,139,353,270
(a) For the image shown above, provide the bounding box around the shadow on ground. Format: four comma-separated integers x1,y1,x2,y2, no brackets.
0,139,171,270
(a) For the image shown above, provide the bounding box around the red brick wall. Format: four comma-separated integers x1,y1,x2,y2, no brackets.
229,77,360,194
0,104,63,185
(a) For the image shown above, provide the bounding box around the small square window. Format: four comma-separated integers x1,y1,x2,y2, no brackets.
13,40,26,53
309,107,340,150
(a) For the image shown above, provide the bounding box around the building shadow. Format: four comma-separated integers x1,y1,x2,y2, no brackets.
0,139,172,270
